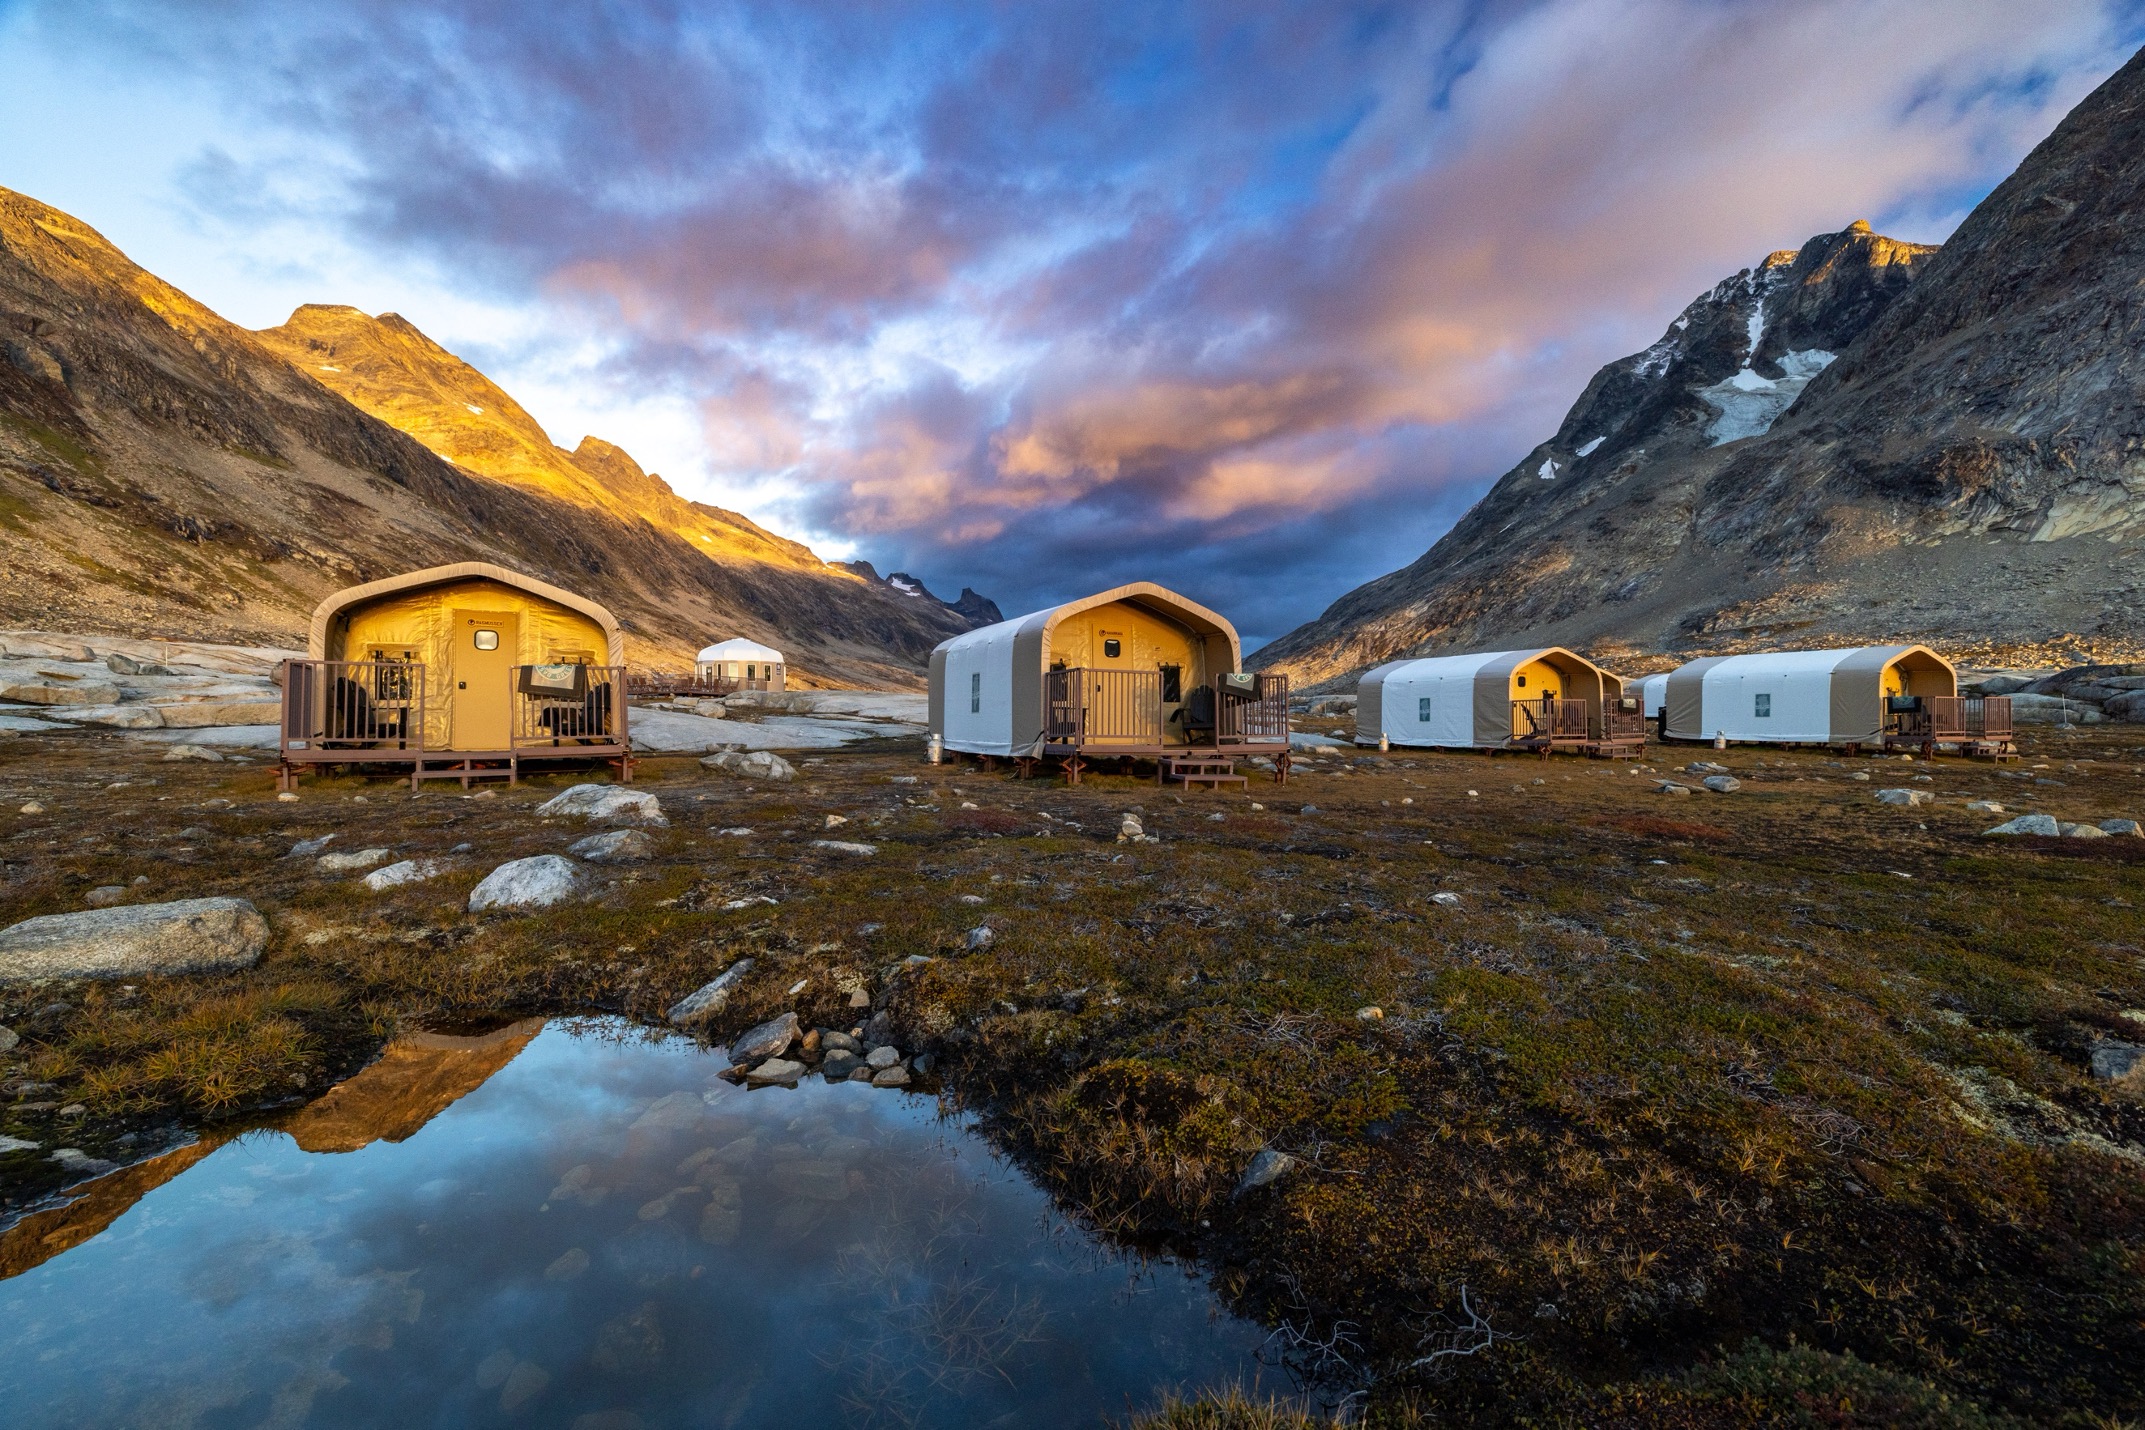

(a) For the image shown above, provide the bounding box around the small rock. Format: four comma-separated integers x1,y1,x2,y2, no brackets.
160,744,225,763
821,1050,863,1080
1656,782,1692,797
866,1045,900,1070
889,775,919,784
1356,1006,1384,1021
848,988,871,1008
715,827,754,837
2090,1041,2143,1083
1876,788,1933,807
746,1058,805,1086
956,893,985,905
1431,891,1462,907
872,1065,911,1088
18,801,45,814
84,885,128,908
318,848,393,872
1964,801,2005,815
0,1134,38,1153
2058,822,2109,839
821,1029,863,1054
535,784,667,826
0,1026,17,1054
668,959,756,1027
1236,1148,1296,1195
824,814,848,828
2099,819,2142,837
1117,815,1145,844
287,834,337,858
700,749,796,782
0,897,269,983
47,1147,118,1177
964,925,995,951
1299,805,1319,814
1984,814,2061,837
362,857,454,891
1702,775,1742,794
1687,761,1729,775
277,792,300,803
59,1103,85,1117
467,855,584,911
568,829,655,863
543,1247,590,1281
811,840,879,856
728,1011,799,1064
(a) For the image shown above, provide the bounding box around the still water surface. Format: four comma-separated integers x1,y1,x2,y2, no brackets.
3,1018,1274,1428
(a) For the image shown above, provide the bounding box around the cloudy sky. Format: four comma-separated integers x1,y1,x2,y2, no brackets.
2,2,2140,646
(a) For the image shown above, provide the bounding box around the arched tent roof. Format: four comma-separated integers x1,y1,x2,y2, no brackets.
696,637,784,664
932,581,1242,670
308,561,626,665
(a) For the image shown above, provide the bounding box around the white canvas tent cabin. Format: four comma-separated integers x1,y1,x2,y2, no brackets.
278,561,632,790
1356,648,1647,757
927,582,1291,785
694,638,785,692
1659,645,2010,754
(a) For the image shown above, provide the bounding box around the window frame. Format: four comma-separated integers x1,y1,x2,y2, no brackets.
970,671,981,714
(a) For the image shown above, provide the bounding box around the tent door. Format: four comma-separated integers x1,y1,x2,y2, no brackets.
450,610,519,750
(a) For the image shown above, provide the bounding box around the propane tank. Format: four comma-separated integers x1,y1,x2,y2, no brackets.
927,733,943,764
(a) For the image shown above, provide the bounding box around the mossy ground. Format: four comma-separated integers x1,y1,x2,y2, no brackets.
2,728,2142,1424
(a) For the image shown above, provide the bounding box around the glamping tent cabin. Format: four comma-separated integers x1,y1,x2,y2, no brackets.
1356,648,1648,756
1659,645,2011,754
928,582,1290,784
277,561,631,789
694,638,785,692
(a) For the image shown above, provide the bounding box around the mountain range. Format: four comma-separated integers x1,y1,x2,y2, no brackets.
1257,45,2145,685
0,189,990,686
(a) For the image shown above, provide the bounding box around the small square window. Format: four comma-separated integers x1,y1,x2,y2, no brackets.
1516,674,1527,689
1103,638,1122,659
473,629,500,651
970,671,981,714
1418,696,1433,722
1754,692,1772,718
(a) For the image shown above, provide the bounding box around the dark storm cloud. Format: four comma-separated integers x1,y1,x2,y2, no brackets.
41,0,2145,642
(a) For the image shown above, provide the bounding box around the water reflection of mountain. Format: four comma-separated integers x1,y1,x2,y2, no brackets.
282,1019,546,1154
1,1020,545,1281
0,1137,225,1280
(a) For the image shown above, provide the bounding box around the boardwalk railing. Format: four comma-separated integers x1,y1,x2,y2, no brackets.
513,664,627,749
282,660,427,752
1216,673,1291,745
1045,668,1163,746
628,672,775,700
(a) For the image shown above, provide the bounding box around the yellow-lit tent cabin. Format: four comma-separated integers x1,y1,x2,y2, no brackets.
928,581,1292,786
277,562,633,790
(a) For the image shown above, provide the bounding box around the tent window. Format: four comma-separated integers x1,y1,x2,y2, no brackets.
1754,692,1772,718
1418,696,1433,722
1103,638,1122,659
472,629,500,651
970,672,981,713
1516,674,1527,689
1159,664,1182,703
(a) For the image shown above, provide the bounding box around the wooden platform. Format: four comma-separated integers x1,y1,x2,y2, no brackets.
1162,754,1248,789
276,745,634,792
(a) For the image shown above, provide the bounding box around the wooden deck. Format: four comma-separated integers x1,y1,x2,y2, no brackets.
1506,698,1649,759
277,658,634,790
1883,695,2017,759
1000,668,1294,785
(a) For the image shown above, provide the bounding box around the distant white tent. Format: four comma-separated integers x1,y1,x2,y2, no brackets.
1638,672,1671,720
694,637,785,690
1661,646,1954,745
1356,648,1628,750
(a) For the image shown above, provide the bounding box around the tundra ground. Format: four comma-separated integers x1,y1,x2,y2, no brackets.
3,729,2142,1426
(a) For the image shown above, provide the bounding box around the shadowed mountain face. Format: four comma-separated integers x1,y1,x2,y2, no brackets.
0,190,988,685
1257,46,2145,685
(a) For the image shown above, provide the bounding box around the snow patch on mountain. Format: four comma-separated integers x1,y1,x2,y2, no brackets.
1699,349,1836,445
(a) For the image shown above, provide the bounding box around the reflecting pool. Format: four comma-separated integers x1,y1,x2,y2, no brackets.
2,1019,1276,1428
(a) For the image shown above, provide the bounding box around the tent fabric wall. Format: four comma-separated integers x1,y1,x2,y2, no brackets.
929,582,1244,757
310,561,624,666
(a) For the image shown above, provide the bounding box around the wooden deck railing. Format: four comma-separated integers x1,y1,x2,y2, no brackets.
1046,667,1164,746
1216,673,1291,745
281,660,427,752
1511,696,1591,744
1888,695,2013,743
513,665,627,749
